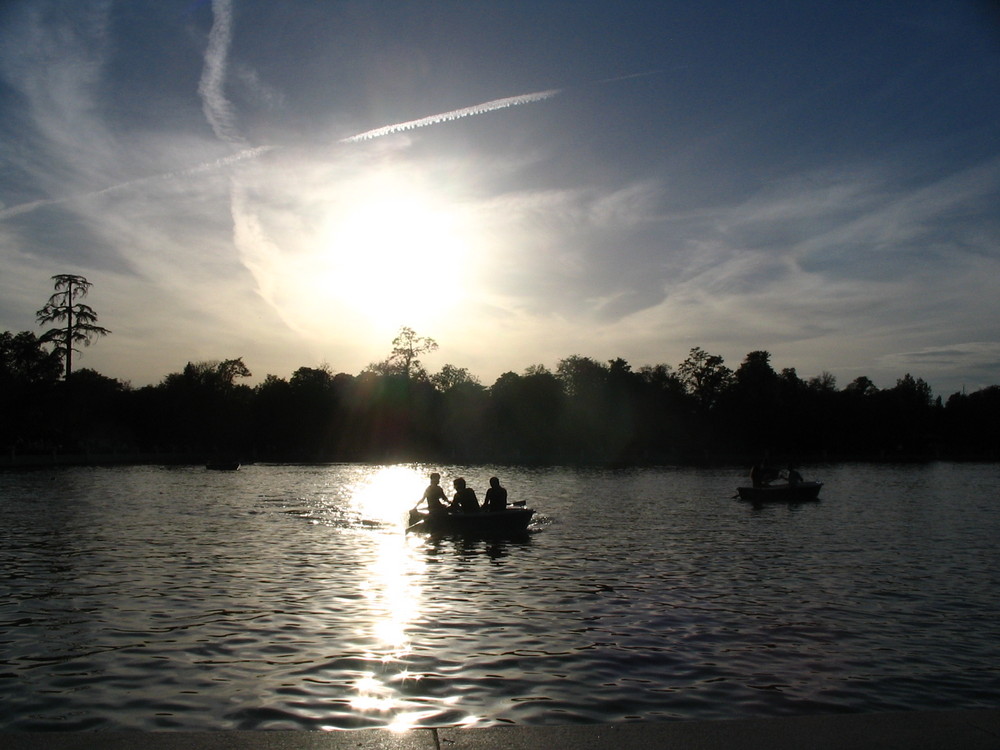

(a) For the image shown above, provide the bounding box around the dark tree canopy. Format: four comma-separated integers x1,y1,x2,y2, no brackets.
4,313,1000,465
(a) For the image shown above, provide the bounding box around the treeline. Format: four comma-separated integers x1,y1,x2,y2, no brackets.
3,330,1000,465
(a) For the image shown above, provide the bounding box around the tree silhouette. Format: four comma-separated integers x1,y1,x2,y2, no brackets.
431,363,481,392
677,347,732,413
36,274,110,380
366,326,438,379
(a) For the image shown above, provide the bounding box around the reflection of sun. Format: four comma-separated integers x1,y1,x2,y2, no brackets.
339,466,482,731
345,466,443,731
349,465,424,525
318,173,471,329
362,532,421,654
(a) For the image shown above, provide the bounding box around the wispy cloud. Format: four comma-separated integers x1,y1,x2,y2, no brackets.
198,0,244,147
0,145,273,221
1,81,565,220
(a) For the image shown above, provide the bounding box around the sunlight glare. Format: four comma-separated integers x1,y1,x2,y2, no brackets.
347,467,435,729
318,173,471,329
349,465,424,524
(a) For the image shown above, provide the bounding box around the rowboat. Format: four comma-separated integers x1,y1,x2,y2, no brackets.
406,507,535,536
736,481,823,503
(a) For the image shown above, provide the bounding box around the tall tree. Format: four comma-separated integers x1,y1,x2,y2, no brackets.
366,326,438,380
36,274,110,380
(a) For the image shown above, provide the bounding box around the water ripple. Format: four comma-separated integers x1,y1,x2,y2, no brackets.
2,463,1000,729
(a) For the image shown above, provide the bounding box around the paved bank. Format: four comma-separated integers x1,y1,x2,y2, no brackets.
3,709,999,749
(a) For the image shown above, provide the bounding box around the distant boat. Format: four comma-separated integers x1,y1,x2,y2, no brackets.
206,461,240,471
407,507,534,536
736,481,822,503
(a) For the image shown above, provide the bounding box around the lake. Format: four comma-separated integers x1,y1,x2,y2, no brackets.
1,462,999,731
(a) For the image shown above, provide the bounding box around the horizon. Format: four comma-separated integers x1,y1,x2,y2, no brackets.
2,1,998,397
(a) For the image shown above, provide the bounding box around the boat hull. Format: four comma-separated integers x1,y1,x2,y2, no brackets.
736,482,822,502
407,508,535,536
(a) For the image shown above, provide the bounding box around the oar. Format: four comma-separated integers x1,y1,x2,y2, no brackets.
405,497,427,530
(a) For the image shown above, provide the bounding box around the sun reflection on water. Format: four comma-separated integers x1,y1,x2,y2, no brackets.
348,464,424,526
343,465,463,731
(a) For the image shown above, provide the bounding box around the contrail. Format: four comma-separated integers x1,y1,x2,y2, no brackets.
597,69,668,85
0,146,273,221
198,0,244,146
0,89,558,220
1,69,662,221
339,88,562,143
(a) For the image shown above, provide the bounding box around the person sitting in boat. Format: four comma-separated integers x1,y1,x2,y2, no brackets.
483,476,508,512
422,472,449,517
750,460,780,488
450,477,480,514
785,464,803,486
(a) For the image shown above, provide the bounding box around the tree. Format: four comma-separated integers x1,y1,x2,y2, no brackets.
162,358,252,391
0,331,63,450
36,274,111,380
0,330,62,385
488,369,564,462
431,364,482,392
157,358,253,455
845,376,879,397
677,347,733,412
366,326,438,380
523,363,552,377
807,371,837,392
727,350,780,449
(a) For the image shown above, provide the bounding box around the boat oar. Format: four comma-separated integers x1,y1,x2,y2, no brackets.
405,497,426,530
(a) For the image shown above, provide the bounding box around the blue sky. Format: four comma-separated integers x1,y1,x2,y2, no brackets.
1,1,998,396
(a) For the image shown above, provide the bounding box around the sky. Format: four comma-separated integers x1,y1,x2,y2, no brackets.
1,1,999,397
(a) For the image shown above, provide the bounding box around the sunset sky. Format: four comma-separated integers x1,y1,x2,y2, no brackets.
1,1,998,396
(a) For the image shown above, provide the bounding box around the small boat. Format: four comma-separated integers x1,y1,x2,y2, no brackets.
736,481,822,503
407,507,535,536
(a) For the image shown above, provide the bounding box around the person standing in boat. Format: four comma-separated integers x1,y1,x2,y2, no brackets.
422,472,449,517
483,476,508,512
450,477,480,514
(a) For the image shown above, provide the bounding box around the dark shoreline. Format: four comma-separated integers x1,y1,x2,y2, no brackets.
2,709,999,749
3,450,998,470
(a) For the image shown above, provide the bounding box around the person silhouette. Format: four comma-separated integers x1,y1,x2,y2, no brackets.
786,464,803,486
450,477,480,514
421,472,448,516
483,476,508,512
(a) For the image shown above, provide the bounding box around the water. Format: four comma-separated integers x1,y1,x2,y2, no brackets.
1,462,999,731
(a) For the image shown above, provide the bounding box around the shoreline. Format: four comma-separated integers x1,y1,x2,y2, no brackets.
3,709,999,749
3,453,995,470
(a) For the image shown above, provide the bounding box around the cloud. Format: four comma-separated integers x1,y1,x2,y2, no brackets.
878,343,1000,394
0,2,116,190
198,0,244,147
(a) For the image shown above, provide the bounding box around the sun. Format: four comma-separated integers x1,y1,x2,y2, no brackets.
318,174,470,330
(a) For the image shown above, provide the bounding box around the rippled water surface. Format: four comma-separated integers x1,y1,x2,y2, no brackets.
2,462,999,730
